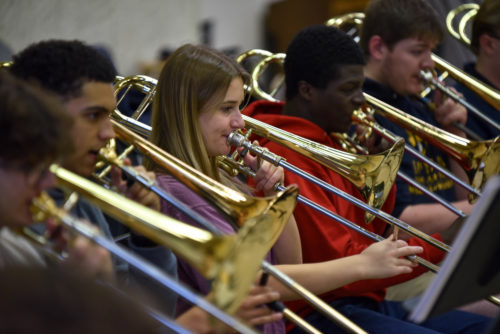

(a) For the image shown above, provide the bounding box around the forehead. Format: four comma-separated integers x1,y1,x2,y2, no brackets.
393,36,438,50
329,64,364,85
223,77,244,100
65,81,116,114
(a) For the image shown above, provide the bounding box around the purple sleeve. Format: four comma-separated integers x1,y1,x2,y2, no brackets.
156,174,236,315
157,174,282,334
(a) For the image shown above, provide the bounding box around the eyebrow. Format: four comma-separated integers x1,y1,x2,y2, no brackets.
81,105,112,114
220,99,243,105
412,40,432,47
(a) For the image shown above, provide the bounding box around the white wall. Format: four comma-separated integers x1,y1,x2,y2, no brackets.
0,0,271,75
199,0,270,53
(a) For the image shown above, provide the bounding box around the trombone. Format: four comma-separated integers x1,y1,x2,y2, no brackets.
247,53,405,223
113,75,370,334
102,122,327,333
27,168,261,334
364,94,500,203
93,137,326,332
48,164,278,316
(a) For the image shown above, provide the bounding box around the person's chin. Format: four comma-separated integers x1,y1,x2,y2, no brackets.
409,80,424,95
74,164,96,178
335,122,351,134
13,210,33,227
219,149,231,157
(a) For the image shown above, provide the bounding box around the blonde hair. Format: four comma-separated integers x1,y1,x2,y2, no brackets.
145,44,249,182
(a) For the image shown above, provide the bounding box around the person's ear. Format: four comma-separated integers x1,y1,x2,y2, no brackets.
297,80,315,101
479,33,497,56
368,35,388,61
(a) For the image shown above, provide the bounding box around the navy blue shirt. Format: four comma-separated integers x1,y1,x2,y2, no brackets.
454,62,500,140
363,79,457,218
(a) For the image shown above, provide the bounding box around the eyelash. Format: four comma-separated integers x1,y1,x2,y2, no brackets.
222,106,237,113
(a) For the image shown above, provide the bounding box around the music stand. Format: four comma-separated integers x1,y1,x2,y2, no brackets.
408,175,500,323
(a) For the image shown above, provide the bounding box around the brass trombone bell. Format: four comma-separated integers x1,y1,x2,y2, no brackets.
242,114,405,223
364,94,500,202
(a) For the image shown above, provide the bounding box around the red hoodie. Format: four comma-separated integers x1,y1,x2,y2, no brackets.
243,100,445,321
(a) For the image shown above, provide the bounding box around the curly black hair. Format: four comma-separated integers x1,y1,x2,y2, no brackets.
0,71,73,170
9,40,116,99
284,25,365,100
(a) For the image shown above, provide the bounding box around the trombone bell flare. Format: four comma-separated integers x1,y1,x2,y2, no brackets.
470,136,500,203
241,115,405,223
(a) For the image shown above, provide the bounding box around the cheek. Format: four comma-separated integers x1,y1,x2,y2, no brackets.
330,97,349,115
72,124,92,146
199,120,211,144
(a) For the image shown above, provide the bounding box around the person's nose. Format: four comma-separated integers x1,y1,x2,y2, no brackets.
421,51,434,71
231,111,245,130
36,170,56,195
99,118,116,141
352,88,366,110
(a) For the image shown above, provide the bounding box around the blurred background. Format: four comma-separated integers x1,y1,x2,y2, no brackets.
0,0,478,76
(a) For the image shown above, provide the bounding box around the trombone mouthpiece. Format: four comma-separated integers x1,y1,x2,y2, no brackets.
227,131,247,147
419,70,434,83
